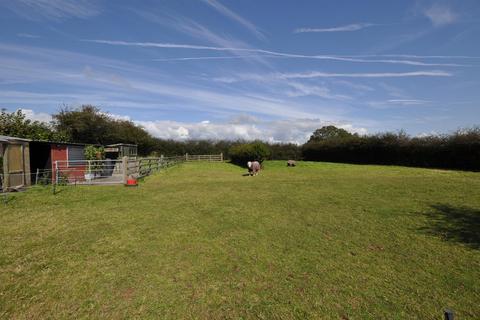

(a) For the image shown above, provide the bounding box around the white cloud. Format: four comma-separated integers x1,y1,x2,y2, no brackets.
276,70,452,79
86,39,464,67
424,4,458,26
18,108,52,123
217,70,452,83
367,99,432,109
345,54,480,59
130,10,270,66
295,23,374,33
200,0,265,40
10,106,369,144
3,0,100,21
387,99,431,105
0,44,335,119
136,117,367,144
17,33,41,38
152,55,267,62
285,82,352,100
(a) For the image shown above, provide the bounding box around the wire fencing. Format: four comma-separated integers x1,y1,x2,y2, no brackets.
1,154,221,202
54,159,124,186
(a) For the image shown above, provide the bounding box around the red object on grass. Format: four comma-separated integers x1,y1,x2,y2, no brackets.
126,178,138,186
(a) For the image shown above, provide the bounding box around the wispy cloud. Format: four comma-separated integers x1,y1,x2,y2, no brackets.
200,0,265,40
424,4,458,27
152,55,269,62
344,54,480,59
86,39,466,67
285,82,352,100
0,44,342,120
387,99,431,105
16,33,41,38
294,23,375,33
217,71,452,82
2,0,100,21
130,10,270,66
367,99,433,109
278,71,452,79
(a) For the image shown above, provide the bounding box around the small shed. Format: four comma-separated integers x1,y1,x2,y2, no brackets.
105,143,137,158
29,141,89,183
0,135,31,191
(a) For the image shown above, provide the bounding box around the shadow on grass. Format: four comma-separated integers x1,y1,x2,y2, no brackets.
420,204,480,250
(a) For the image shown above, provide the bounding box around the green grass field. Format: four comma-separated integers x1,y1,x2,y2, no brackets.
1,161,479,319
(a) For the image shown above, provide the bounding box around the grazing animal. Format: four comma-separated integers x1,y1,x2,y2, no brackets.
287,160,296,167
247,161,261,176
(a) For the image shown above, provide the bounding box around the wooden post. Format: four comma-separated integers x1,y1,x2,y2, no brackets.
2,145,8,191
23,143,31,187
35,168,40,185
185,153,188,161
122,156,128,185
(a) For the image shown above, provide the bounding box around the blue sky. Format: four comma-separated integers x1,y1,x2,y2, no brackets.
0,0,479,142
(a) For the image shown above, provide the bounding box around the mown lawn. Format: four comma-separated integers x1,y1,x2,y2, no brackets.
1,161,479,319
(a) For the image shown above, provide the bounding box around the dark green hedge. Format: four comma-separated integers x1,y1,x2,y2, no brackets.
229,142,271,166
302,128,480,171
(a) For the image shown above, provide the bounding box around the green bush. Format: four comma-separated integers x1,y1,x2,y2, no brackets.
302,127,480,171
84,146,105,174
229,142,271,166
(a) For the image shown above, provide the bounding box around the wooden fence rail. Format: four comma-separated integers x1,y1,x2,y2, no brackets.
127,156,186,180
185,153,223,162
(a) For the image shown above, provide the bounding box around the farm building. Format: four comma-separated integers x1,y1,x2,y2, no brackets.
105,143,137,158
0,135,31,191
29,141,90,183
29,141,137,183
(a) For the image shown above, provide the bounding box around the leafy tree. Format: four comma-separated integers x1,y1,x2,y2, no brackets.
307,125,354,143
0,109,65,141
229,141,271,166
53,105,112,144
53,105,156,155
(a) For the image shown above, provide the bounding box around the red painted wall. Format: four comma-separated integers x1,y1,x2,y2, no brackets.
51,145,86,182
51,145,67,164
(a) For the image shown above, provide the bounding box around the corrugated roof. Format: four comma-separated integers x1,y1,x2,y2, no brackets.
30,140,91,147
0,135,31,142
106,143,137,147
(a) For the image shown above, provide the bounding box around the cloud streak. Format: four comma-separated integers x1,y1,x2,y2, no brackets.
200,0,265,40
294,23,375,33
216,71,452,83
276,70,452,79
17,33,41,38
424,4,458,26
86,39,466,67
0,44,346,120
2,0,100,21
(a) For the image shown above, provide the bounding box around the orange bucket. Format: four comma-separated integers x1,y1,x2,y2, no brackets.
126,178,138,186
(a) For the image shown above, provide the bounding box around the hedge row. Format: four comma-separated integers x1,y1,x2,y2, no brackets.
302,129,480,171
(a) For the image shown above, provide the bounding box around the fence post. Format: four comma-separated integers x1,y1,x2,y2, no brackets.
55,161,59,185
53,161,58,194
185,153,188,161
3,146,9,191
220,153,223,162
35,168,40,185
122,156,128,185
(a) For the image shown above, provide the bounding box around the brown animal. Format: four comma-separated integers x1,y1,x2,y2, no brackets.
247,161,261,176
287,160,296,167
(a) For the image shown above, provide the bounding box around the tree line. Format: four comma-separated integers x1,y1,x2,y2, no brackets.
1,106,479,170
0,106,301,159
